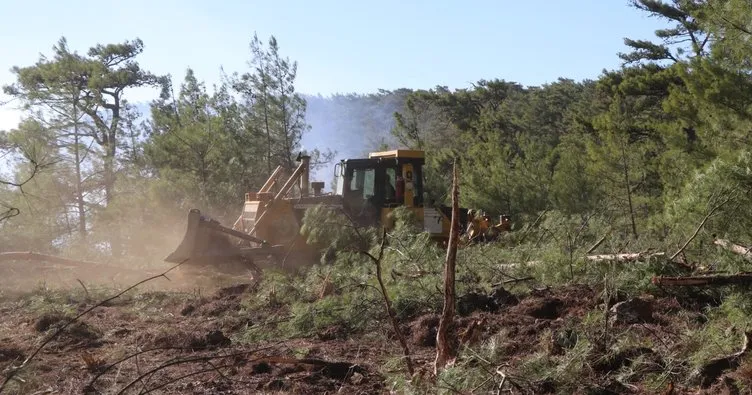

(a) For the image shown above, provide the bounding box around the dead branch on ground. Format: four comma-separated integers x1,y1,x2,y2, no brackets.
586,252,666,262
105,346,283,394
492,276,535,287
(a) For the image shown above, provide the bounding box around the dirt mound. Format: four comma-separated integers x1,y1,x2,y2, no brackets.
515,296,564,319
35,312,65,332
506,284,599,319
0,345,24,362
457,286,519,316
609,297,655,326
178,283,256,318
317,324,348,341
246,357,376,393
216,283,255,298
409,314,440,346
33,312,103,349
147,328,232,350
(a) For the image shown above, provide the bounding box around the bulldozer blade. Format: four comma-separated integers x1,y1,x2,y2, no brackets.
165,209,245,264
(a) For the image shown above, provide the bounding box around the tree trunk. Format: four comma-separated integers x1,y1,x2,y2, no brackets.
277,73,293,171
435,159,460,374
73,101,86,238
106,105,121,256
621,143,638,238
104,126,118,205
260,72,273,175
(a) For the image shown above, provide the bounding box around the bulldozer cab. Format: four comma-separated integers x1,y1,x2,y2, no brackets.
335,150,425,227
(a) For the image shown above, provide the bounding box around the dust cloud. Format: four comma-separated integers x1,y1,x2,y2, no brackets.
0,196,254,298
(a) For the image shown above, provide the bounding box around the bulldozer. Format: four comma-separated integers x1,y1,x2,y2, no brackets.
165,149,510,276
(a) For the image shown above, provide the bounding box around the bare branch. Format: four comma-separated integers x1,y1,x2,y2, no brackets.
669,190,736,261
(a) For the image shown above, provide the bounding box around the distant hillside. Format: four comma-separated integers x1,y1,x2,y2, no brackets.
300,90,411,184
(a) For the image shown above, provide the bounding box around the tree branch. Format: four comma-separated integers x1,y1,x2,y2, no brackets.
669,190,735,261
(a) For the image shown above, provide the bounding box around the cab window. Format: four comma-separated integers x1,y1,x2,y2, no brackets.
349,168,375,199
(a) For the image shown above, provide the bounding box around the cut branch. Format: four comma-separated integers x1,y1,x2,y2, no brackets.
586,234,608,254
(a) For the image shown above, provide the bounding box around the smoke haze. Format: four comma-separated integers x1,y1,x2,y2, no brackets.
301,90,410,188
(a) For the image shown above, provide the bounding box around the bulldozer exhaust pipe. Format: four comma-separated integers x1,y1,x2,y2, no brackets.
300,154,310,197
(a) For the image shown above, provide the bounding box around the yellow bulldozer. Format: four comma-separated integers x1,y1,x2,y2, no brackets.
165,149,510,275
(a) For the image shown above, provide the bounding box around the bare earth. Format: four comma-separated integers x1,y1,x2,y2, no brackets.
0,261,746,394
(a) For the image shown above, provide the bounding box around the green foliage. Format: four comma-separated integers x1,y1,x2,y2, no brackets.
229,33,333,175
665,151,752,261
144,68,263,217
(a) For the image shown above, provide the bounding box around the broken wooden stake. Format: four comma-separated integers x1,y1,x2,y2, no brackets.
435,159,459,375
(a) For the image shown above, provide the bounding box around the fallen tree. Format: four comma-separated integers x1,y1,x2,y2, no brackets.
713,239,752,261
586,252,666,262
496,251,667,269
0,251,162,276
0,251,99,268
652,273,752,287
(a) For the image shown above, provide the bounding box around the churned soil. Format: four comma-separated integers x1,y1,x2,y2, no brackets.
0,272,741,394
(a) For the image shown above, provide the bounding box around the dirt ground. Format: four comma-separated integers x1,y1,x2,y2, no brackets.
0,262,748,394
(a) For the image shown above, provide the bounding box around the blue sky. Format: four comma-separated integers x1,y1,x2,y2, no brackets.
0,0,666,130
